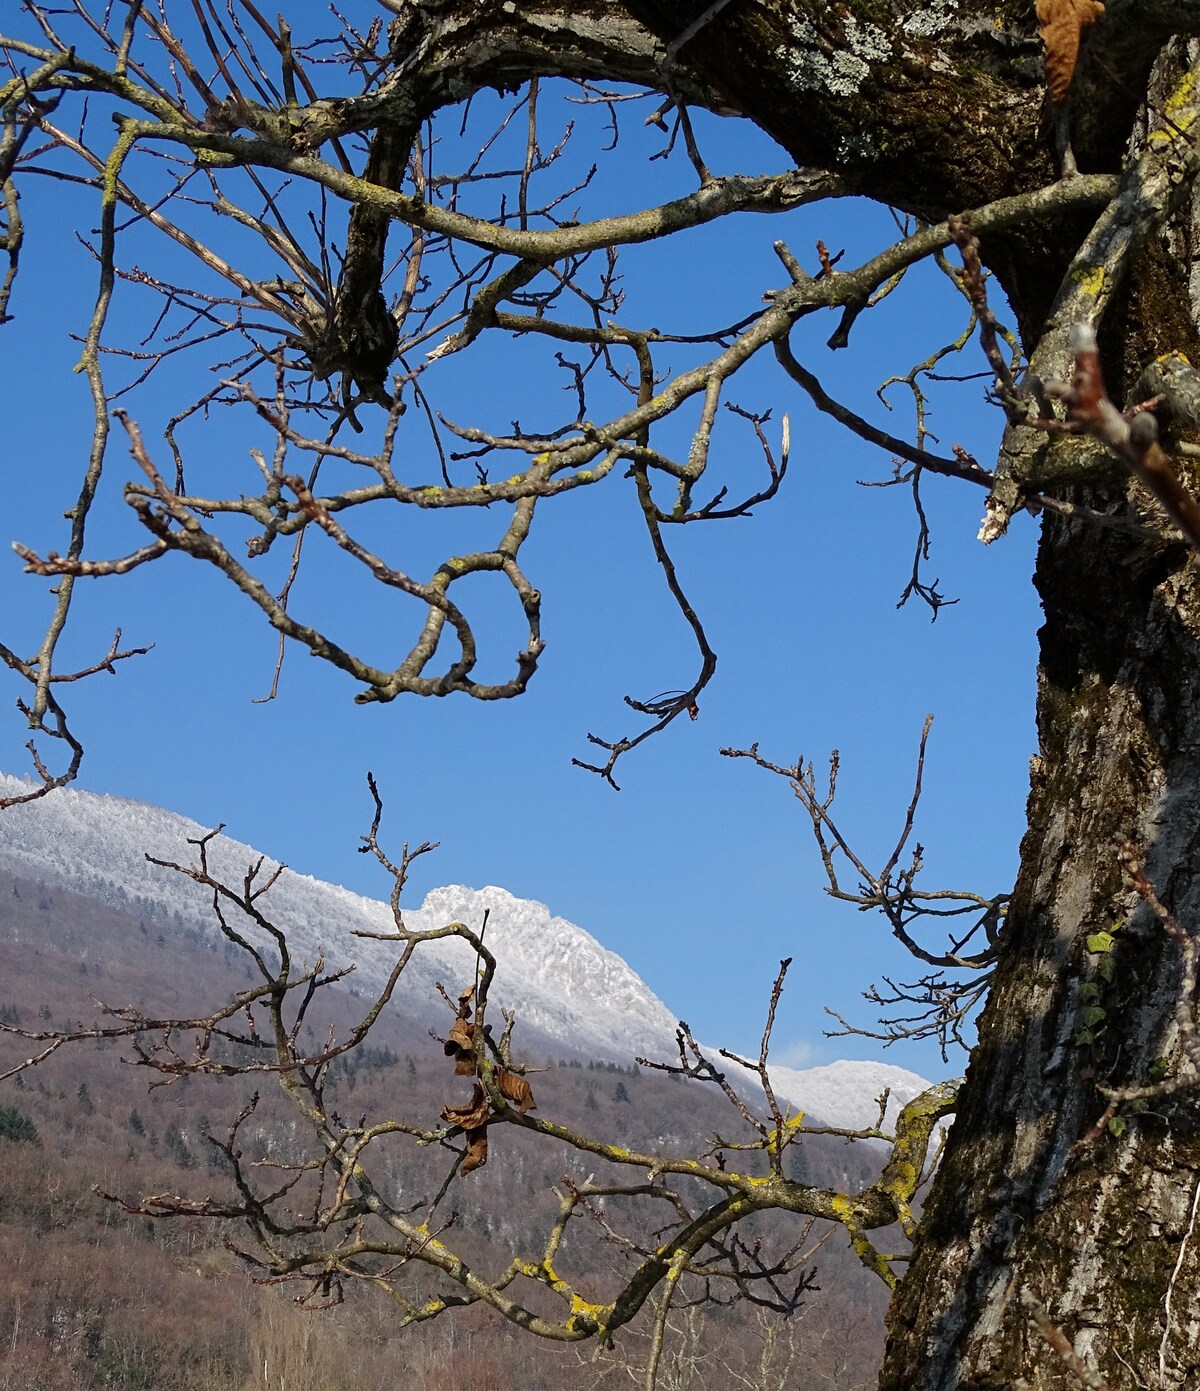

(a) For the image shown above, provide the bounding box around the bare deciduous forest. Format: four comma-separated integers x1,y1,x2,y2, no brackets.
0,868,886,1390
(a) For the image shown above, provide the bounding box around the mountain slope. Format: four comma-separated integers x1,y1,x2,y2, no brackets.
0,772,933,1125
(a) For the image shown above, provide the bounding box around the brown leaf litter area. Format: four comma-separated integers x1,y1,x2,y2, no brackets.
1037,0,1105,104
438,986,536,1174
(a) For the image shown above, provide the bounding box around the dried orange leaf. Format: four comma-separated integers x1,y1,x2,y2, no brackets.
1037,0,1104,105
497,1067,537,1115
461,1129,489,1174
441,1081,490,1130
445,1017,477,1072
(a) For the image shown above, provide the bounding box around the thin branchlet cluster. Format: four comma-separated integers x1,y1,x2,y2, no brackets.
0,4,1138,797
722,718,1005,1060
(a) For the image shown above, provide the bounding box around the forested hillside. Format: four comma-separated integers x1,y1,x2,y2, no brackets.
1,870,888,1390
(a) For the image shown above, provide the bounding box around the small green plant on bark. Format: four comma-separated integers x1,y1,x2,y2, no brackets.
1075,917,1124,1051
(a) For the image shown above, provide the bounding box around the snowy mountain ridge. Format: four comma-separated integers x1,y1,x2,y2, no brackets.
0,772,932,1128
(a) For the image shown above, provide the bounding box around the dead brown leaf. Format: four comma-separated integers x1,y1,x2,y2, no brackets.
497,1067,536,1115
441,1081,490,1131
445,1017,477,1074
438,982,533,1175
1037,0,1105,104
461,1129,489,1174
442,1080,491,1172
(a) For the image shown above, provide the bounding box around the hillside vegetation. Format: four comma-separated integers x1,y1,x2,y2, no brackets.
1,871,887,1390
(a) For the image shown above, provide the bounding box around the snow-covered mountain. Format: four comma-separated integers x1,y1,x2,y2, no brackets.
0,772,933,1128
769,1058,938,1132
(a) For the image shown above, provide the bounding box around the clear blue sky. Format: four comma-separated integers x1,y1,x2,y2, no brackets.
1,47,1040,1079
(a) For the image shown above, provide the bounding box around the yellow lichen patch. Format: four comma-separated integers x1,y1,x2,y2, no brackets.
568,1295,610,1333
1165,69,1197,125
830,1193,896,1288
1149,73,1198,148
1072,265,1105,298
830,1192,853,1220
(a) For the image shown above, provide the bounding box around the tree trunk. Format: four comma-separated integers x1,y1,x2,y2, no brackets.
882,497,1200,1388
874,28,1200,1383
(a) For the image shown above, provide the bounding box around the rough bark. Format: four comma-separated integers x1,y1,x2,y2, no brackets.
882,500,1200,1389
878,36,1200,1386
